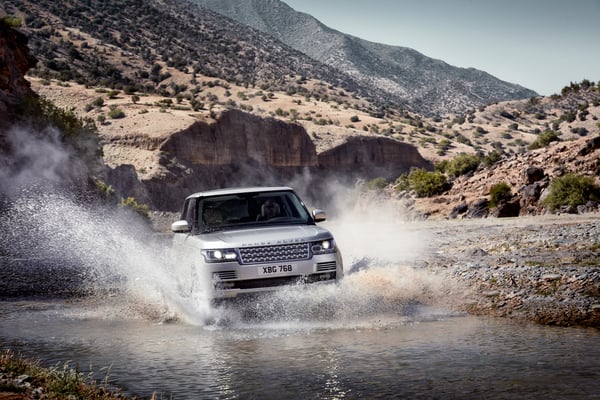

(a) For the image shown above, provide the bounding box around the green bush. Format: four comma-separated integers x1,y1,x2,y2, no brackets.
543,174,600,211
108,107,125,119
528,130,560,150
394,174,410,191
482,150,503,167
397,169,448,197
1,15,22,27
489,182,512,207
119,197,150,218
366,177,389,191
443,153,480,177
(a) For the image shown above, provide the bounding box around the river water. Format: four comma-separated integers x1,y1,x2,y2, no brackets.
1,298,599,399
1,193,599,399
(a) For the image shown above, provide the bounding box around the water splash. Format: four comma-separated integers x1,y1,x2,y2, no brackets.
1,189,460,329
1,190,213,324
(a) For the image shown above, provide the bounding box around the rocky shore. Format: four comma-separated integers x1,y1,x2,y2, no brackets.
421,213,600,327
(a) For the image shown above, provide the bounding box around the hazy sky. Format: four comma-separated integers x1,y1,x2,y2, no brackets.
283,0,599,95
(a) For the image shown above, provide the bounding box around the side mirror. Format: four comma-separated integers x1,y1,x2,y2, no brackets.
312,209,327,222
171,220,191,233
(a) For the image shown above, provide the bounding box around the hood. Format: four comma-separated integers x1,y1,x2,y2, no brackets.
195,224,333,249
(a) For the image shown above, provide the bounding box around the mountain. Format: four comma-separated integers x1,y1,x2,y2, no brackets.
190,0,538,115
1,0,380,102
2,9,599,218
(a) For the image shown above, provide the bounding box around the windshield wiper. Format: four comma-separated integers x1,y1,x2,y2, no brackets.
202,226,225,233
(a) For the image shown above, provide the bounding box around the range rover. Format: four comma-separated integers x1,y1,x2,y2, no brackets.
171,187,343,298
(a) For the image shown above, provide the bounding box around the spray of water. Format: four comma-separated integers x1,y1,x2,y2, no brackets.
1,128,462,329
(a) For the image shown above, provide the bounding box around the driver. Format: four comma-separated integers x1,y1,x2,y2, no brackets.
258,199,280,220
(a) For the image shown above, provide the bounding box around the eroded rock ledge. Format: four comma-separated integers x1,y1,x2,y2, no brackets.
103,109,432,211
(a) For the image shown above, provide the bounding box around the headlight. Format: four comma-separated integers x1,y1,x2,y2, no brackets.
202,249,238,263
311,239,336,255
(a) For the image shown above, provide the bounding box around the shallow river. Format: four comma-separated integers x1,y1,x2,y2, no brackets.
1,194,599,399
1,297,599,400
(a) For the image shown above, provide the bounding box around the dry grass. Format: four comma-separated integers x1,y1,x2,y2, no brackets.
0,349,137,399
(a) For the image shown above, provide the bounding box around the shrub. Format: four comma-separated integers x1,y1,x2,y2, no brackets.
443,153,480,177
543,174,600,211
394,174,410,191
92,97,105,107
108,107,125,119
528,130,560,150
482,150,502,167
2,15,22,27
119,197,150,218
489,182,512,207
400,169,448,197
366,177,389,191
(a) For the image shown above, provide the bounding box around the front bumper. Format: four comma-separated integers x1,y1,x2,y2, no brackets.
206,252,343,298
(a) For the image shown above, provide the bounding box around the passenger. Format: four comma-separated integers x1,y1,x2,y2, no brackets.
203,207,223,226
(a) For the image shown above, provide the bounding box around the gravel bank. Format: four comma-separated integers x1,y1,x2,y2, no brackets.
421,213,600,327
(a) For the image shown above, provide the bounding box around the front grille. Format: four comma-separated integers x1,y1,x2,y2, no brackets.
239,242,310,264
316,261,337,272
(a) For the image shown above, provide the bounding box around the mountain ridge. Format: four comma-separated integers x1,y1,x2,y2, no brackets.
190,0,538,115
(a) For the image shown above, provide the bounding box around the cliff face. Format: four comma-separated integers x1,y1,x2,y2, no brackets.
107,109,429,211
0,21,37,129
318,136,432,181
0,22,431,212
161,109,318,167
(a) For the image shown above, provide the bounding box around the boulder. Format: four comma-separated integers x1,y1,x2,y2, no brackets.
491,199,521,218
449,201,468,219
524,166,545,184
466,198,489,219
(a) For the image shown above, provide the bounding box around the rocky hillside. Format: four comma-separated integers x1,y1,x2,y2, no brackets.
191,0,537,115
407,135,600,219
0,18,36,129
1,0,536,118
0,0,392,115
2,2,599,217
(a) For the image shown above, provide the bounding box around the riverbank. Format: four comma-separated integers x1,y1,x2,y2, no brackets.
0,349,140,400
420,214,600,327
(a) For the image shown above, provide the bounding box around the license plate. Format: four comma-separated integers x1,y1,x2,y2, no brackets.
258,264,295,275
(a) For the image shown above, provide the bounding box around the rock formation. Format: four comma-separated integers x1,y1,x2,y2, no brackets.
317,136,432,181
117,109,431,211
0,20,37,130
426,136,600,219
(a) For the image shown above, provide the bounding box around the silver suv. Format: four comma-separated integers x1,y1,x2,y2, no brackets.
171,187,343,298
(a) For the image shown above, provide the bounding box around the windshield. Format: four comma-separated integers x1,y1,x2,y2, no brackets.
196,191,312,233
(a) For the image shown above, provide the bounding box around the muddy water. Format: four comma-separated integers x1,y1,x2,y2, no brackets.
1,298,599,399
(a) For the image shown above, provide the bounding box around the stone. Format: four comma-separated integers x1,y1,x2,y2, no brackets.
466,198,489,219
524,166,545,184
449,201,468,219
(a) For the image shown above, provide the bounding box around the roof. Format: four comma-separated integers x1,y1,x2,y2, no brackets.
185,186,294,199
